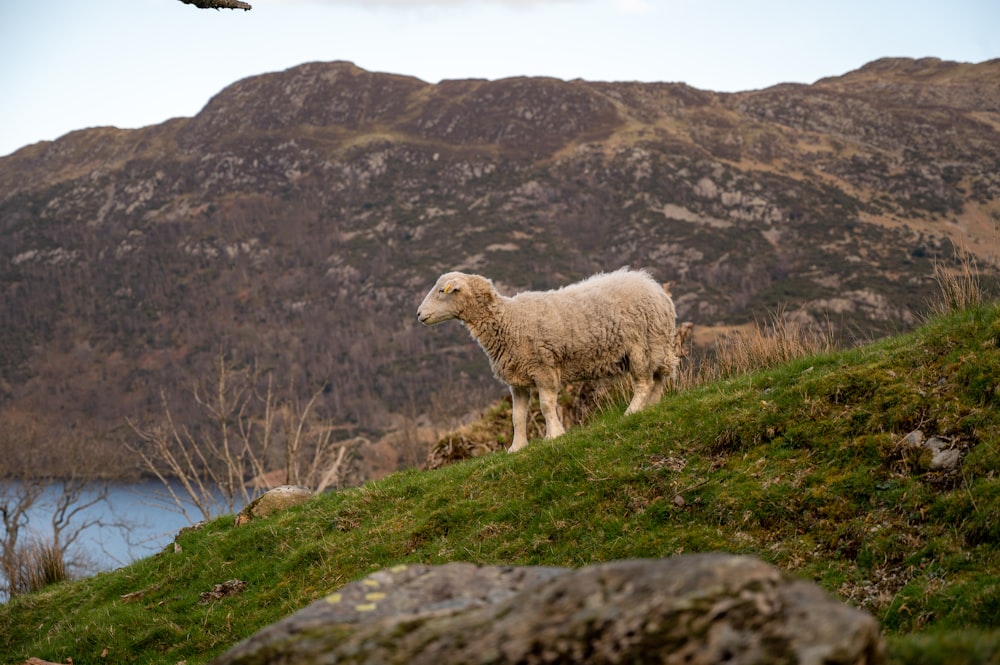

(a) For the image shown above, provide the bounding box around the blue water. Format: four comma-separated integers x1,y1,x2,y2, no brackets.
1,479,246,595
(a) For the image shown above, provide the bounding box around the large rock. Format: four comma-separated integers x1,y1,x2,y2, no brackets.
214,554,884,664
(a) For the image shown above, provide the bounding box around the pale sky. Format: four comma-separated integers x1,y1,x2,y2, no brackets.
1,0,998,158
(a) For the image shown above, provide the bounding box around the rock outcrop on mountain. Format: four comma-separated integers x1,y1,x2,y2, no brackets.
1,58,997,477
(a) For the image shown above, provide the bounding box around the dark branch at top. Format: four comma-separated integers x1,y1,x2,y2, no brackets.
179,0,252,10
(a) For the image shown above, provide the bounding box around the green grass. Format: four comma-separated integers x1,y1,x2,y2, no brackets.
3,303,1000,664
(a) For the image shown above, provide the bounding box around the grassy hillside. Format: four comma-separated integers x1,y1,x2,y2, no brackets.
3,302,1000,664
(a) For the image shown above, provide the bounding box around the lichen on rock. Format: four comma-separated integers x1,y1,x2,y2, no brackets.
214,554,884,665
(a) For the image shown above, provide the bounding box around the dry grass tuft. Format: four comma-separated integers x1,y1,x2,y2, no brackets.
682,308,837,388
927,248,987,317
10,538,71,596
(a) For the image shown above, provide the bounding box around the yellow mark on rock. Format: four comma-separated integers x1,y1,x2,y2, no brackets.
325,593,342,604
365,592,386,601
362,579,380,588
355,603,378,612
389,564,408,573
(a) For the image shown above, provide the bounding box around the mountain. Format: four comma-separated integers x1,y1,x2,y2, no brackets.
1,57,998,476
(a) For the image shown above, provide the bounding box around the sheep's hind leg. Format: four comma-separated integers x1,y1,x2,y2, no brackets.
644,354,678,408
625,376,654,415
508,385,531,452
537,382,566,440
645,372,667,408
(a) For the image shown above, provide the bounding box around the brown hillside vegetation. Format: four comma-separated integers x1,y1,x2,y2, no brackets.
0,57,998,480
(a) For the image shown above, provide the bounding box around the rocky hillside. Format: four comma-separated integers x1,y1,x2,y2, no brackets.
1,57,998,475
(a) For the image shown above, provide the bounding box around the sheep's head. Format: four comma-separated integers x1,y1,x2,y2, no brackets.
417,272,493,325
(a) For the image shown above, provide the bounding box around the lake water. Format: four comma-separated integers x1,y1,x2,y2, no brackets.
1,479,246,596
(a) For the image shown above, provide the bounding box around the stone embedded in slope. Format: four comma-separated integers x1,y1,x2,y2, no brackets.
213,553,885,665
901,429,963,473
233,485,313,526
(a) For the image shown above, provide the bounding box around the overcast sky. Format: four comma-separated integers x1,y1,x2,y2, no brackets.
1,0,998,158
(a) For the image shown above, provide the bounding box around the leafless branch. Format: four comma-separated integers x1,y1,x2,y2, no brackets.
179,0,252,10
126,355,362,525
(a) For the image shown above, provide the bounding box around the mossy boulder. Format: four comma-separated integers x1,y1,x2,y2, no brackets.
215,553,884,664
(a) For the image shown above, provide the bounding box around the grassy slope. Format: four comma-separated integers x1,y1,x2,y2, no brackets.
2,304,1000,665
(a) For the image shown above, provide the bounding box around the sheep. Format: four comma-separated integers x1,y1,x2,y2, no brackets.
417,268,679,452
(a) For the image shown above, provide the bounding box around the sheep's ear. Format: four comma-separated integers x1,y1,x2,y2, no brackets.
441,280,459,294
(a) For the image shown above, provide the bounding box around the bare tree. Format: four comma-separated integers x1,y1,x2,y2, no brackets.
126,356,360,523
0,416,121,599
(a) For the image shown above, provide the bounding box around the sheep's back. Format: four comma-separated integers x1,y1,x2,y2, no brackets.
499,270,675,382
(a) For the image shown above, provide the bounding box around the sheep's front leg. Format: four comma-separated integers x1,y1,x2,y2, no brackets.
508,385,531,452
537,383,566,440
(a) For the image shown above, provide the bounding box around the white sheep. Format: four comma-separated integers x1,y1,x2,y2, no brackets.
417,268,679,452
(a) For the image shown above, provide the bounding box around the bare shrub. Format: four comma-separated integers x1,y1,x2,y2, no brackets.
126,355,360,523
